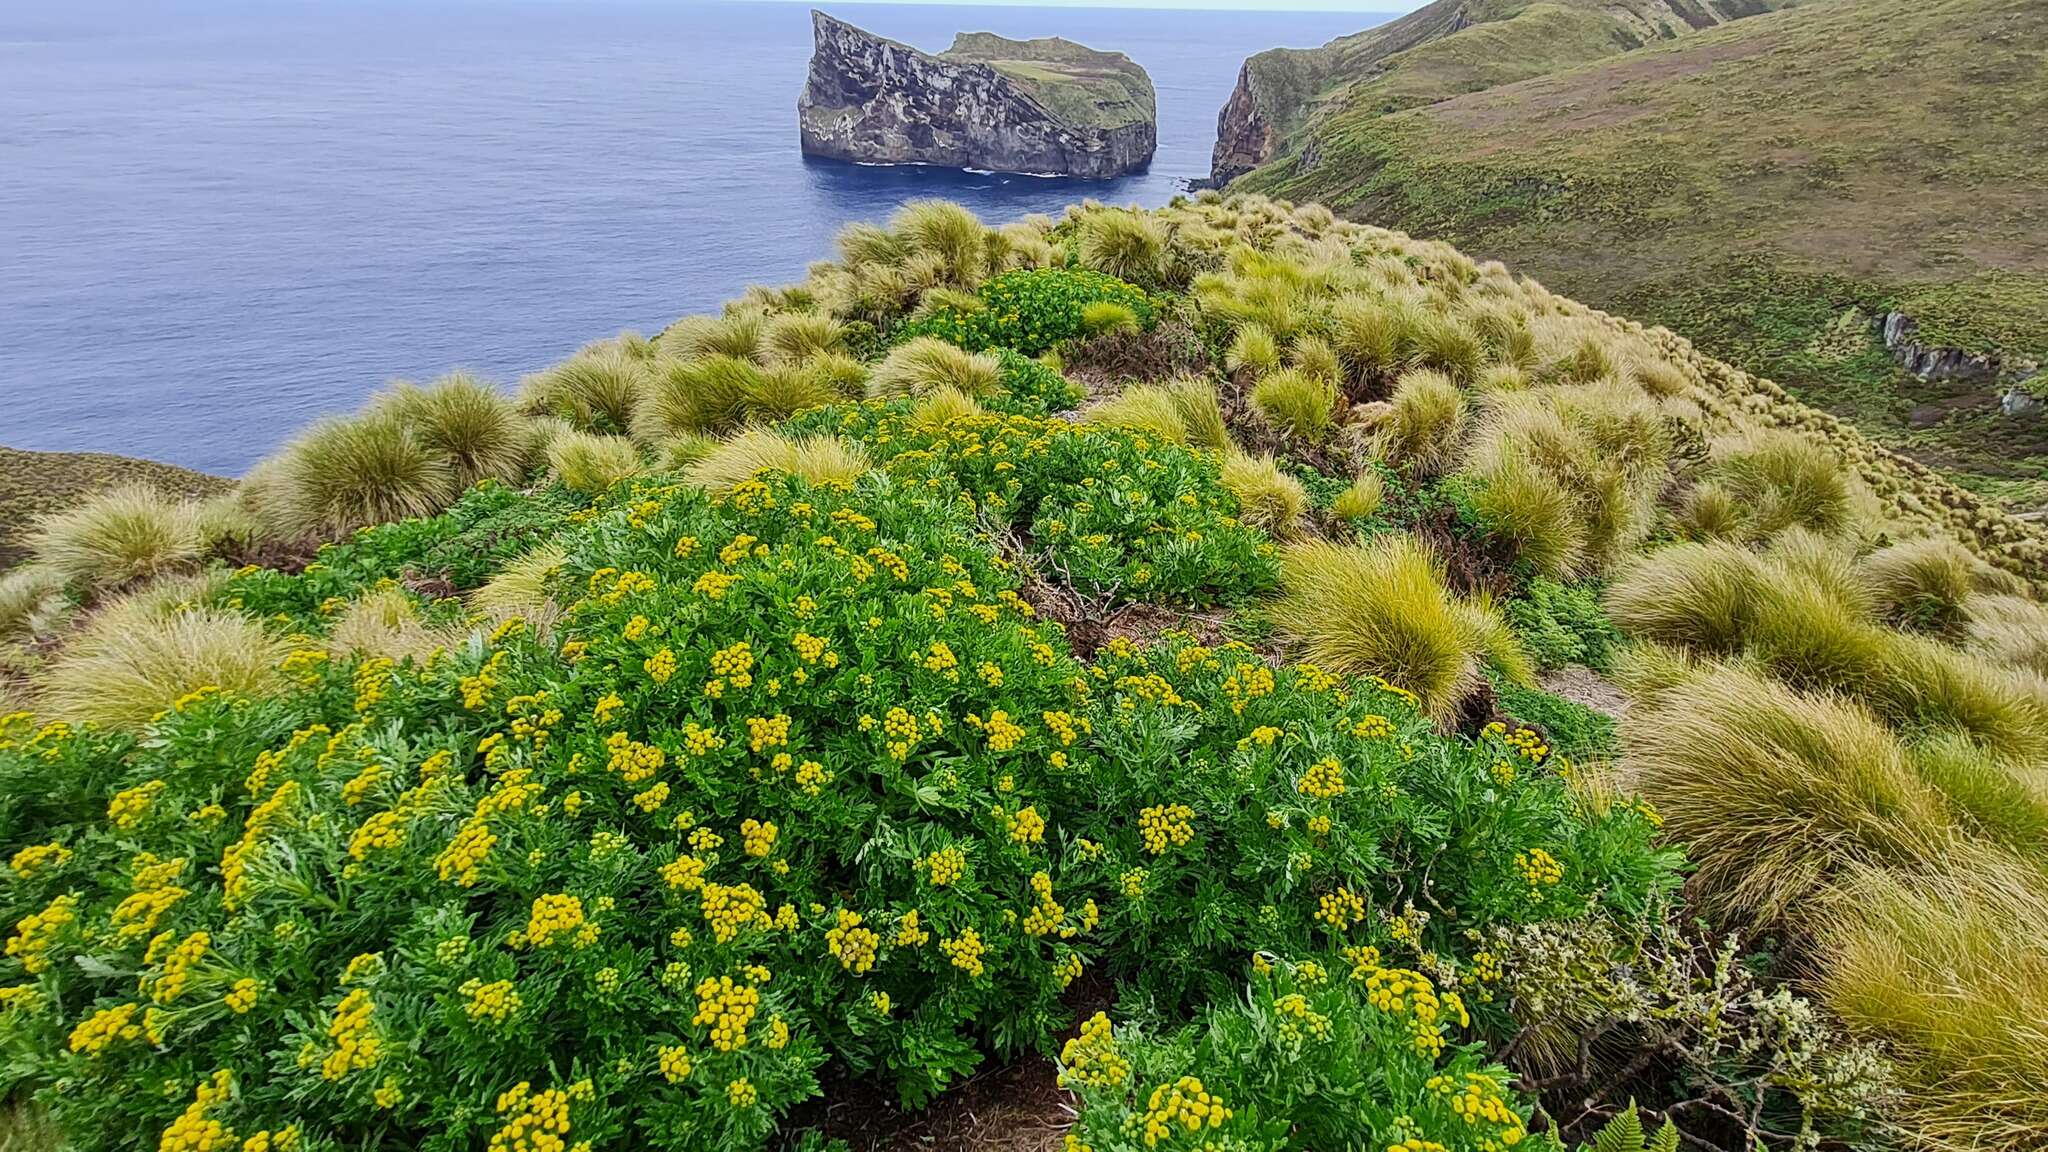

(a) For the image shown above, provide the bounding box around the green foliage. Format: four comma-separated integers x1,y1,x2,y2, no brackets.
792,404,1275,606
1062,967,1536,1152
986,349,1083,416
1505,578,1620,672
1491,676,1616,764
894,269,1153,358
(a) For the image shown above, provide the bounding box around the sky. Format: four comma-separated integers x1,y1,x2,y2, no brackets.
745,0,1411,10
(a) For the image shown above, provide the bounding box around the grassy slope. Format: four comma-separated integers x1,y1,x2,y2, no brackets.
1235,0,2048,503
0,446,232,570
944,33,1156,129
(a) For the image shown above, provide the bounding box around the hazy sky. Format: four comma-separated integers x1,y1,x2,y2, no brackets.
746,0,1411,10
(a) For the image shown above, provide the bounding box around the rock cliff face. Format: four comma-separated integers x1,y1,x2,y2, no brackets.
1210,0,1787,186
799,11,1155,180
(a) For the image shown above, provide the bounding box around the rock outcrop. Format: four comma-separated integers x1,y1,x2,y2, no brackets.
798,11,1155,180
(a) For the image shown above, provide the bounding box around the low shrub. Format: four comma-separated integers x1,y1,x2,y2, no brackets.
894,268,1152,357
1505,578,1620,672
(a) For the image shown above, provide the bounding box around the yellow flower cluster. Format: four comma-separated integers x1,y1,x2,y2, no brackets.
9,893,78,973
108,779,167,829
745,714,790,752
69,1002,145,1055
1138,803,1195,855
894,909,930,947
659,1044,693,1083
524,894,588,949
1058,1012,1129,1089
1141,1076,1231,1146
1429,1072,1527,1146
1298,757,1347,799
1023,870,1067,937
740,818,778,857
692,975,761,1051
1275,993,1333,1043
1222,663,1275,715
825,909,880,974
224,978,262,1014
159,1070,235,1152
487,1081,578,1152
923,846,966,887
939,928,986,977
1318,886,1366,931
604,731,665,783
1005,805,1046,845
322,987,382,1080
983,709,1025,751
1390,1140,1450,1152
1515,848,1563,893
643,648,677,684
700,882,769,943
794,759,832,795
726,1077,758,1109
149,929,210,1003
9,842,70,878
461,978,522,1024
1357,965,1469,1057
1353,714,1394,739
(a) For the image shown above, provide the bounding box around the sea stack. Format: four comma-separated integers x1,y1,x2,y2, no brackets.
797,11,1156,179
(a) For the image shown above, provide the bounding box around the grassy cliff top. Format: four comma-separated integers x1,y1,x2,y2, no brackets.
943,30,1156,128
1234,0,2048,503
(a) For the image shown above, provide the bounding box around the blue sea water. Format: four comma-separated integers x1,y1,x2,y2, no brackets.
0,0,1383,475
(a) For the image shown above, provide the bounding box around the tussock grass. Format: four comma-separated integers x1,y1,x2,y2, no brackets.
518,351,650,435
1076,210,1165,286
890,199,987,288
1675,482,1745,541
763,313,846,364
1088,386,1187,445
1331,472,1384,521
1606,542,1765,655
0,565,66,641
909,386,984,435
264,415,458,539
1907,732,2048,857
546,431,643,495
1373,368,1467,477
1471,456,1584,579
1411,313,1486,385
373,373,532,489
835,220,906,270
28,484,204,591
1620,660,1952,926
867,337,1003,399
1288,334,1342,384
1819,862,2048,1151
684,430,869,492
1475,364,1529,394
1250,368,1337,443
470,541,568,621
1862,536,1976,633
1080,300,1141,337
1712,432,1855,539
38,600,286,730
1272,535,1529,719
1165,377,1230,451
328,586,444,663
1329,294,1414,383
640,355,759,439
1219,449,1307,537
1966,594,2048,677
1225,324,1282,377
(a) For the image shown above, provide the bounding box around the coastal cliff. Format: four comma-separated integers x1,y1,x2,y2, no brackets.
798,11,1156,179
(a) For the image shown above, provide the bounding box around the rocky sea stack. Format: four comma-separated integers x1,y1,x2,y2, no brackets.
798,10,1156,179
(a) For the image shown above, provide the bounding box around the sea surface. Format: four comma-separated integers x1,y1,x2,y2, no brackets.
0,0,1384,475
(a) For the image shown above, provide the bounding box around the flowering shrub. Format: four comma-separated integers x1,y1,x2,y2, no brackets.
1061,960,1539,1152
895,269,1156,358
791,403,1278,606
1052,636,1679,1016
986,347,1084,416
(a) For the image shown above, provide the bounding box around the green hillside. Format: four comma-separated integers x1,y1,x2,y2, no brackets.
1228,0,2048,505
4,195,2047,1152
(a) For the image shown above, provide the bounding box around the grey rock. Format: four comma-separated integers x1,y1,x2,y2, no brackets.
797,11,1156,180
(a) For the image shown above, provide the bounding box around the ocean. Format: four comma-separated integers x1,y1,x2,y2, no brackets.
0,0,1383,475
